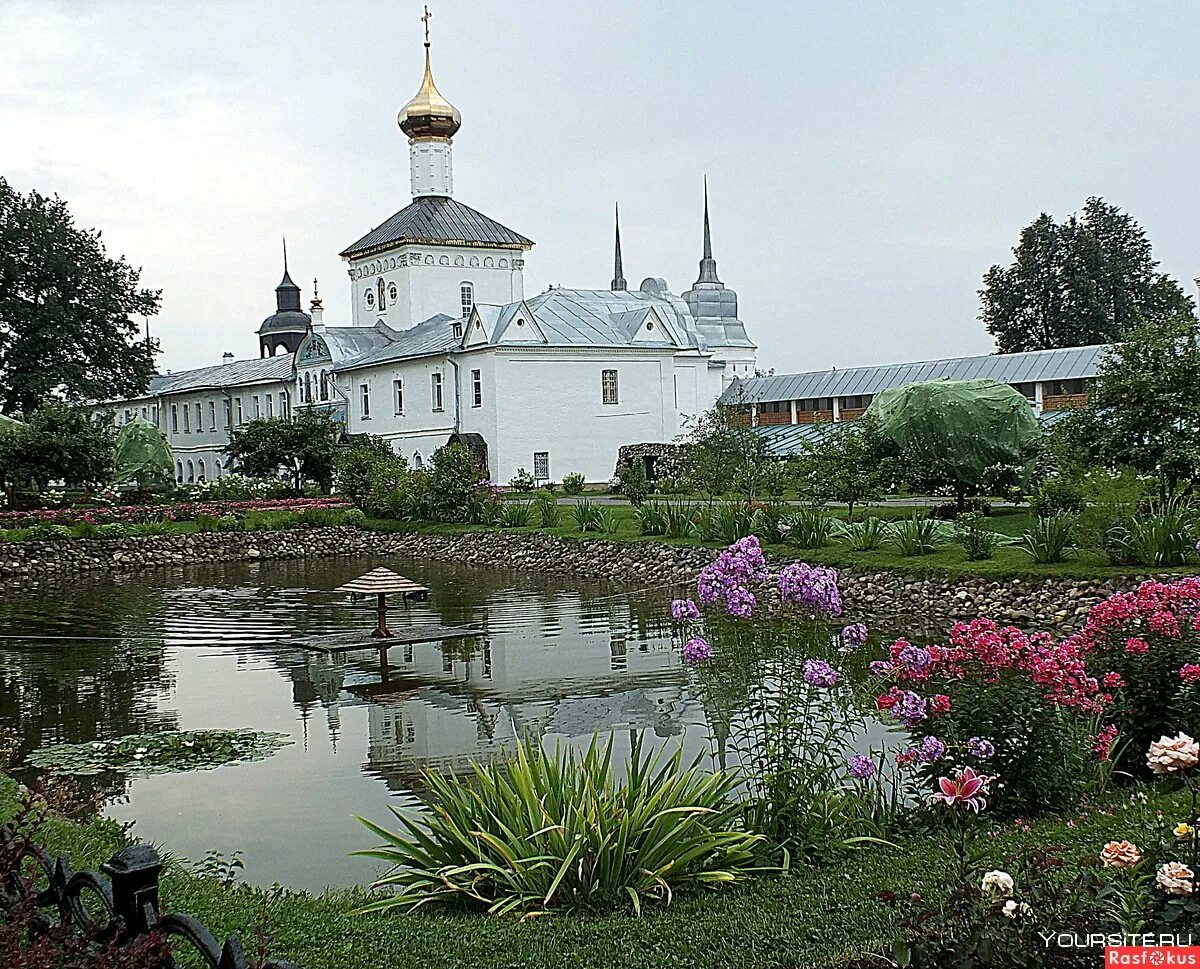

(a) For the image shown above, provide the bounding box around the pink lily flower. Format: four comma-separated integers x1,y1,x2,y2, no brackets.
933,767,991,812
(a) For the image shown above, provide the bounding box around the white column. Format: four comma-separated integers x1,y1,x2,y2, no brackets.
410,138,453,197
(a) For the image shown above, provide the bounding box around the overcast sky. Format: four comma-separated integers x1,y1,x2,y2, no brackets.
3,0,1198,375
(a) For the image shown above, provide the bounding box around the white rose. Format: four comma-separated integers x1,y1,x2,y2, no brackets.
1002,899,1018,918
981,870,1014,897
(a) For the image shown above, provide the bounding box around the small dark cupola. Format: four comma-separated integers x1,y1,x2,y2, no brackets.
258,238,311,357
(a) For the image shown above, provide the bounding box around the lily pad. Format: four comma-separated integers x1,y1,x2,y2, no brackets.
26,729,292,776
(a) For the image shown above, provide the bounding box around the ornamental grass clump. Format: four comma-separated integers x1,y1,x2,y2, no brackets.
887,515,944,557
353,737,763,916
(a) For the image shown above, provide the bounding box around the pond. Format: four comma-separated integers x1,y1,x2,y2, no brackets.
0,557,906,892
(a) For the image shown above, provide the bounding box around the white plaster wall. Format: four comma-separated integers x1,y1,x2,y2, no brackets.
409,139,453,197
340,356,459,469
347,244,525,330
490,349,679,485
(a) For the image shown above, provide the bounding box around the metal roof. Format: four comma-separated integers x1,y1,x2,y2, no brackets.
340,196,533,258
335,314,459,371
753,409,1070,456
145,356,294,396
722,344,1109,405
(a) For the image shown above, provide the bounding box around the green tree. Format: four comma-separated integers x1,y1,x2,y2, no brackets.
680,403,774,503
425,444,487,523
980,198,1195,352
0,177,160,415
0,403,114,493
334,435,404,509
1054,317,1200,494
793,414,892,521
225,412,339,493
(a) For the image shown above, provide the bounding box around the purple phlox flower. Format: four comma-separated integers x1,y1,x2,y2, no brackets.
840,622,869,648
967,736,997,760
847,754,876,780
888,689,928,727
898,643,933,673
777,562,843,616
802,658,840,688
918,735,947,764
671,598,701,622
868,660,894,675
682,637,713,665
694,538,769,617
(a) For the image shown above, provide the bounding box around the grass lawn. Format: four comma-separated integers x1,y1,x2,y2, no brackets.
2,771,1184,969
370,503,1194,582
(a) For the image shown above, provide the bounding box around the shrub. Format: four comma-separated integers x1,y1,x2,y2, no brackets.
636,501,667,536
534,493,561,528
887,516,944,557
27,522,71,542
354,737,762,915
508,468,536,493
839,516,887,551
126,521,175,537
561,471,586,495
1030,475,1087,518
1017,514,1075,563
334,436,406,510
571,498,605,533
954,513,1003,561
781,506,835,549
598,508,621,534
96,522,128,539
497,501,534,528
616,460,650,506
426,445,489,523
1063,578,1200,772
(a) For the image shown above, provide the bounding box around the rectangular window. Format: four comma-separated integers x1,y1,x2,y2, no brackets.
223,399,232,428
393,378,404,415
171,404,179,433
236,397,244,425
360,383,371,419
182,404,190,433
431,372,444,412
208,400,216,429
194,403,202,430
151,405,158,427
140,406,147,420
266,393,274,418
280,390,289,419
602,369,619,405
471,369,482,407
252,395,260,419
533,451,549,481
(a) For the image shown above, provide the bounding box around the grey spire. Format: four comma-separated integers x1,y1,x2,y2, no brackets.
275,239,301,312
694,176,721,285
611,202,627,291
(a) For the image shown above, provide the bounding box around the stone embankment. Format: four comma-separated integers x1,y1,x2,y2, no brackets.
0,526,1147,631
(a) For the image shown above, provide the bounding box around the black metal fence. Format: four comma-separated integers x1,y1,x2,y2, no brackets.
2,823,300,968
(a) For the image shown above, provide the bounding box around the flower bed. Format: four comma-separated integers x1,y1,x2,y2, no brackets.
0,496,350,528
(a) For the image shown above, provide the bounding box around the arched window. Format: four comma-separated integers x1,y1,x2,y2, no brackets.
377,277,387,310
197,459,206,481
304,373,312,403
186,460,195,483
320,371,329,402
176,460,184,483
413,452,423,470
460,282,474,318
214,460,223,478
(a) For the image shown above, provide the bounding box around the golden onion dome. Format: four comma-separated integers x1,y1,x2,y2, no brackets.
398,45,461,140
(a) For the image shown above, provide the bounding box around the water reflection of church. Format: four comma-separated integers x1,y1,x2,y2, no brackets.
279,608,692,791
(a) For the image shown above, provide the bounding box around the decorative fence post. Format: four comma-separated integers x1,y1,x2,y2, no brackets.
2,823,300,968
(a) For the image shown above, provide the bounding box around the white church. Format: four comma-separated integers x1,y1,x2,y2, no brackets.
104,21,756,485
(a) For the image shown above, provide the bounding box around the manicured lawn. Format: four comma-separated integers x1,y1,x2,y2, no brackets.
2,772,1184,969
370,504,1194,582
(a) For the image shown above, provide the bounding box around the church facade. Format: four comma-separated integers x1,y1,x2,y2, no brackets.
98,21,756,485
